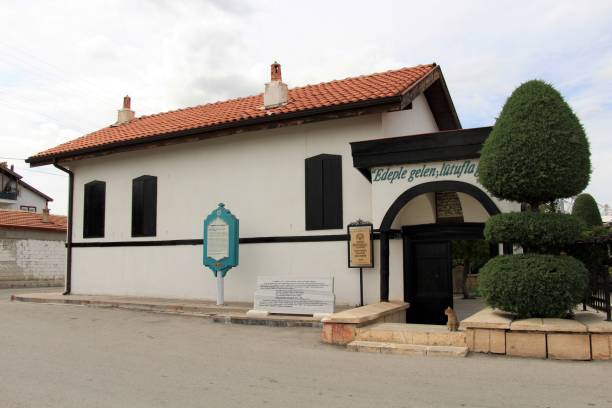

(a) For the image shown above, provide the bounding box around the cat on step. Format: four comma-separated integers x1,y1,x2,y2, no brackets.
445,307,459,331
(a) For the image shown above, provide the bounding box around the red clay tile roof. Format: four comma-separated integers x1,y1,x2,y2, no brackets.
0,209,67,232
30,64,436,161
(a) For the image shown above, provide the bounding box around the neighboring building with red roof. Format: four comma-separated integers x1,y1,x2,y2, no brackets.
0,209,67,232
26,62,519,321
0,162,54,214
0,209,66,288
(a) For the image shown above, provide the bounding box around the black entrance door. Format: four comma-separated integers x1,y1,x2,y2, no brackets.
404,239,452,324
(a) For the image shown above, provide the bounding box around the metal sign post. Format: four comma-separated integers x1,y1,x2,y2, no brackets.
203,203,239,305
347,220,374,307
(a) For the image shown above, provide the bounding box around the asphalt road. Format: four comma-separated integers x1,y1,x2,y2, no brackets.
1,288,611,408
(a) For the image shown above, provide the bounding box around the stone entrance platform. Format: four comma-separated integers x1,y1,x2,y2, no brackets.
460,308,612,360
320,302,468,357
348,323,468,357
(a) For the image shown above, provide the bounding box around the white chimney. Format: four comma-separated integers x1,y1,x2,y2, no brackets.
263,62,288,109
114,95,135,125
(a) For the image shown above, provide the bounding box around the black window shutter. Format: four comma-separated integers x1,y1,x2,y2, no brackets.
305,154,342,230
132,175,157,237
305,157,324,230
322,156,342,229
83,181,105,238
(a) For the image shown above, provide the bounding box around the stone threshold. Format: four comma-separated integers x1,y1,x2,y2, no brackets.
460,308,612,360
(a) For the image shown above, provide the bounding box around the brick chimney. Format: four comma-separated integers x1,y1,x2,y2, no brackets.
114,95,135,125
42,207,50,223
263,62,288,109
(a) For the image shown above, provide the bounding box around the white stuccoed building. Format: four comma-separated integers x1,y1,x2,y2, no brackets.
27,62,519,324
0,163,53,213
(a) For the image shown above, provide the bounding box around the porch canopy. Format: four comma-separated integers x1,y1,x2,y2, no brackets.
350,126,497,301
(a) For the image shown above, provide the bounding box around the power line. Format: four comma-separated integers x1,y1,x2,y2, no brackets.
0,39,119,107
15,167,67,177
0,156,26,161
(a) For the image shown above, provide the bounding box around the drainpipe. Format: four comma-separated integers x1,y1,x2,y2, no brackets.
53,161,73,295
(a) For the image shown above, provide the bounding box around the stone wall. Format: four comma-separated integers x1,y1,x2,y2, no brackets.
461,308,612,360
0,228,65,285
321,302,409,345
436,191,464,222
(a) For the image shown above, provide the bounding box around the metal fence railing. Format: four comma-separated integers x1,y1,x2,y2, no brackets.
583,265,611,321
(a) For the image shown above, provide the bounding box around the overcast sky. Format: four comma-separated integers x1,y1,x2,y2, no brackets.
1,0,611,216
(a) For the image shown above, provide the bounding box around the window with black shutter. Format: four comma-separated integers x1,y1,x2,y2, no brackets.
132,175,157,237
83,180,105,238
305,154,342,230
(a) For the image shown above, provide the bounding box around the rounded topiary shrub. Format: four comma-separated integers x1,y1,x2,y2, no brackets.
479,254,588,318
478,80,590,204
484,212,583,252
572,193,602,228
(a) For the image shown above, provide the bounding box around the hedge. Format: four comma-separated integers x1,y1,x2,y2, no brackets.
478,254,588,318
483,212,583,252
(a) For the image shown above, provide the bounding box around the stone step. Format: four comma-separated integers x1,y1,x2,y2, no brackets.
355,323,466,347
347,340,468,357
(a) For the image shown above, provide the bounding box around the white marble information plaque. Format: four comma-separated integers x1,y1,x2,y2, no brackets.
253,277,335,315
206,218,229,260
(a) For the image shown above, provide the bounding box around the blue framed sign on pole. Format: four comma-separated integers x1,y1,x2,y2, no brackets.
203,203,239,305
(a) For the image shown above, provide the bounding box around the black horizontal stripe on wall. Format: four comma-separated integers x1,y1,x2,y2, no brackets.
69,231,401,248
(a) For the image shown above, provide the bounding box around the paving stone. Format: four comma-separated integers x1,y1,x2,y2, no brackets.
506,332,547,358
489,329,506,354
540,318,587,332
590,334,612,360
346,341,466,357
574,312,612,333
547,333,591,360
510,318,543,331
459,307,514,330
382,343,428,357
321,323,333,343
331,323,357,345
426,345,469,357
465,329,475,351
473,329,491,353
325,302,409,324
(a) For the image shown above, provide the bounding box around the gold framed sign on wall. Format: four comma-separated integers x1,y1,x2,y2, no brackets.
348,221,374,268
348,220,373,306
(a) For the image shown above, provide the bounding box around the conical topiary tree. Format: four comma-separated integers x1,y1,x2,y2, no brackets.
477,80,591,318
478,80,590,208
572,193,603,228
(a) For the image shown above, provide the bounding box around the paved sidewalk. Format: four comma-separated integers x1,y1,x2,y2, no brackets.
11,292,340,326
11,291,251,314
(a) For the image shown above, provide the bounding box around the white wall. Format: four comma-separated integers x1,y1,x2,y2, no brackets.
392,193,436,228
382,95,438,137
67,100,439,304
17,186,48,212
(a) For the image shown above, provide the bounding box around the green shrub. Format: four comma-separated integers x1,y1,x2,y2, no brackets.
572,193,603,228
484,212,583,251
478,80,590,205
479,254,588,318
